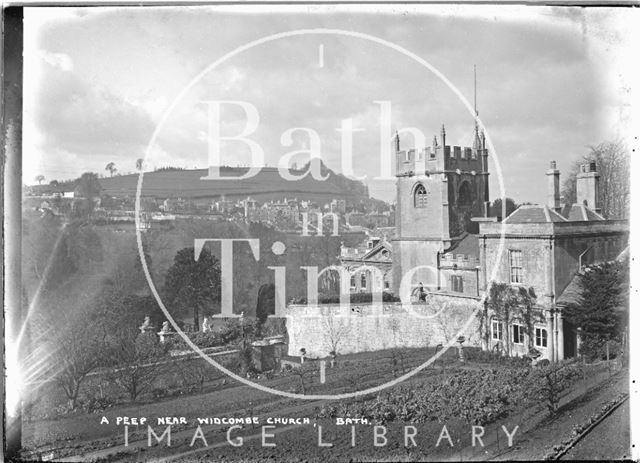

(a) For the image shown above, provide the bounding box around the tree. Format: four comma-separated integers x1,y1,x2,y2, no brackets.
76,172,102,198
561,141,630,219
322,311,349,357
48,313,106,409
255,283,275,337
35,174,45,185
136,158,144,171
105,162,117,177
107,330,165,401
164,247,221,331
563,261,627,360
490,197,517,220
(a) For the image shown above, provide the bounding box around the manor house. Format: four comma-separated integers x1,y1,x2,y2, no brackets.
388,125,628,361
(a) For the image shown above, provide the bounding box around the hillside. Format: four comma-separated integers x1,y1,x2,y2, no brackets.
91,166,369,204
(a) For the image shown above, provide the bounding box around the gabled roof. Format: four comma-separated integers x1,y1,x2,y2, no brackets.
503,205,568,224
362,241,392,261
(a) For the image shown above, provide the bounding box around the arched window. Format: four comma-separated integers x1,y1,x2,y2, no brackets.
458,181,473,206
414,184,428,208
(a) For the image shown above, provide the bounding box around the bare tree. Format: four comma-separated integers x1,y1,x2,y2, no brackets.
136,158,144,171
46,313,106,409
561,140,630,219
434,299,457,344
322,311,349,358
107,330,165,401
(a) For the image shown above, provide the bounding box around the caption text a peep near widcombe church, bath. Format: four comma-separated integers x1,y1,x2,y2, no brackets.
333,123,628,362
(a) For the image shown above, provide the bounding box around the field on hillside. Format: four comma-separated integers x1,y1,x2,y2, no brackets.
98,167,369,202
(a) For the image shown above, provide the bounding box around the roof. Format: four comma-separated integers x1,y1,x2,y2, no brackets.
503,205,568,224
443,233,479,259
557,249,628,306
362,241,392,261
556,273,581,306
559,204,605,221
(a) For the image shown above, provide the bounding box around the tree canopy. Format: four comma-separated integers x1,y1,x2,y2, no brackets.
164,246,221,330
563,260,628,360
490,197,517,220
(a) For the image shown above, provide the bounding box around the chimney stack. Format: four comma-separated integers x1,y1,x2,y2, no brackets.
546,160,561,211
576,162,601,213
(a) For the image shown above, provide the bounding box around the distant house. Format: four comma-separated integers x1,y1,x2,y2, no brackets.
341,236,393,293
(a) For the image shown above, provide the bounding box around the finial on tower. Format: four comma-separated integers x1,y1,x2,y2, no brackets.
440,124,446,146
394,130,400,152
472,65,484,151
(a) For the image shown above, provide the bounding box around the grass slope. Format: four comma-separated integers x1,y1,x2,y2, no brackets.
98,167,369,202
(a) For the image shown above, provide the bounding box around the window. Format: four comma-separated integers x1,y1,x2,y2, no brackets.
450,275,464,293
360,273,367,289
512,324,525,345
350,275,356,289
458,182,473,206
414,184,428,208
535,327,548,348
491,319,503,341
384,280,390,290
509,250,523,284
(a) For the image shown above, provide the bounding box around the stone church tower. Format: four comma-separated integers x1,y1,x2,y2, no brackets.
392,124,489,296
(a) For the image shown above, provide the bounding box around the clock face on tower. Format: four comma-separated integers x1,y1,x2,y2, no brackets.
137,29,497,400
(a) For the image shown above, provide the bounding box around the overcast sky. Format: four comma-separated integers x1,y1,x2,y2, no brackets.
23,5,636,205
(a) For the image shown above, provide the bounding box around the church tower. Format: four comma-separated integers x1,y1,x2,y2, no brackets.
391,124,490,296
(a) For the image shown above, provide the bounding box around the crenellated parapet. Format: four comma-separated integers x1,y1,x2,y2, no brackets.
439,252,480,268
396,140,488,177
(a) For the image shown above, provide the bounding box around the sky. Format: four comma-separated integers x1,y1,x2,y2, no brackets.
23,5,637,205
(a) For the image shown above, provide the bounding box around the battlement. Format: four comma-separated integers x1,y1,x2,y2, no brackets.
439,252,480,268
396,143,488,177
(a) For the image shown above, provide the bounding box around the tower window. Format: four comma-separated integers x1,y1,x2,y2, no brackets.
458,181,473,206
450,275,464,293
414,184,428,208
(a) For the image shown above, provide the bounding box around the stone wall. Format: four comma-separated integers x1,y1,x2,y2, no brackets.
283,295,482,357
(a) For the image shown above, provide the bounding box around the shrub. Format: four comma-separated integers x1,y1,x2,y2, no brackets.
291,292,400,305
528,361,583,414
317,362,586,426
